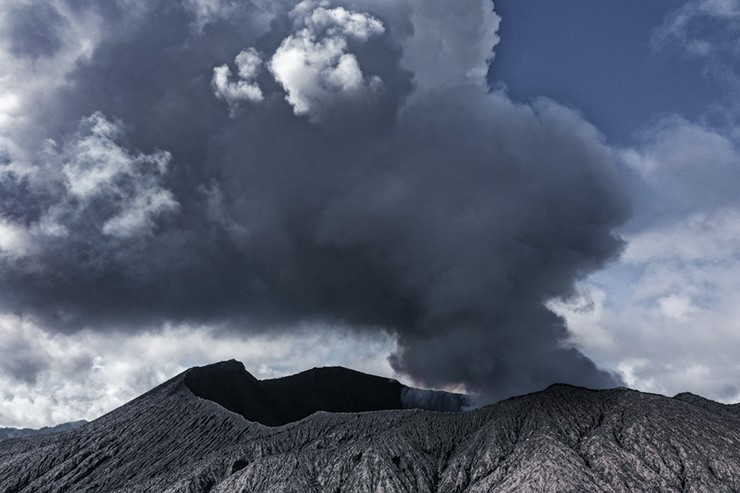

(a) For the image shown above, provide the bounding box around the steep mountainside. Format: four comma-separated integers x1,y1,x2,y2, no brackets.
1,361,739,492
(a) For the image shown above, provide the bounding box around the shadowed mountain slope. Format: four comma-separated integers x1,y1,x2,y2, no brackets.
183,360,408,426
1,361,739,492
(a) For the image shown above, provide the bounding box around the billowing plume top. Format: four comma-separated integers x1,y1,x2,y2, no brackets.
0,0,628,402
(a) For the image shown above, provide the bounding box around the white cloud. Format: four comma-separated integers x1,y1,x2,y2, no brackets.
215,0,502,119
235,48,262,80
303,3,384,40
0,111,178,259
553,114,740,404
43,112,178,239
0,219,32,258
653,0,740,90
211,0,389,121
183,0,276,32
0,1,104,153
0,93,20,129
620,117,740,230
556,270,740,403
624,208,740,263
401,0,500,91
268,0,385,121
101,187,180,238
657,293,696,321
184,0,239,30
623,116,738,180
654,0,740,53
0,314,397,428
212,48,264,117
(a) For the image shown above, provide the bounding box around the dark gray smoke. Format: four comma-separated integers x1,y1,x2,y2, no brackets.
0,0,629,400
6,1,68,60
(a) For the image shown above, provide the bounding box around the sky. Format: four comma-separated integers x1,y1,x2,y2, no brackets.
0,0,739,428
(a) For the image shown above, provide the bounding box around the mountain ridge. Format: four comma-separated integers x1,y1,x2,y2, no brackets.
1,360,738,492
182,359,468,426
0,420,88,443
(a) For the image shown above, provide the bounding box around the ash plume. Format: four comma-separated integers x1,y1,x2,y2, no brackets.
0,0,629,400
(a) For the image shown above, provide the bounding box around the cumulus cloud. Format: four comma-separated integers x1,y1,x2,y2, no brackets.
268,0,386,121
0,0,630,415
211,0,390,122
212,48,264,117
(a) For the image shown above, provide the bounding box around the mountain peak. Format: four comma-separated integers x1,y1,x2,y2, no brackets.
2,361,740,492
183,360,465,426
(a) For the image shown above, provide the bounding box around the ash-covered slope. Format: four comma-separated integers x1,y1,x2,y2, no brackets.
1,361,739,493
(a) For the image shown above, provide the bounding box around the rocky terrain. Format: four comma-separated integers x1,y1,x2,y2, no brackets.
1,360,739,492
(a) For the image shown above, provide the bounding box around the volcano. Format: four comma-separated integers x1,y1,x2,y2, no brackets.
1,360,739,492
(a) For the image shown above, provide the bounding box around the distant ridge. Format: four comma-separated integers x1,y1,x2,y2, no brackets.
673,391,740,418
0,420,88,442
1,360,739,492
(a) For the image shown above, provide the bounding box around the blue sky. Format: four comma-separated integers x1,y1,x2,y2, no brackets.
1,0,740,427
493,0,722,144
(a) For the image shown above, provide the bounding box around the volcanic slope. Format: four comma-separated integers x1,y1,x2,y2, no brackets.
1,360,739,492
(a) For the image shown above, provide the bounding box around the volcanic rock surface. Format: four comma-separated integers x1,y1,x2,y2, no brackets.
1,360,739,492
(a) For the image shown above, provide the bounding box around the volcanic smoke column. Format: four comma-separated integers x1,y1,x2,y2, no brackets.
0,0,629,401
